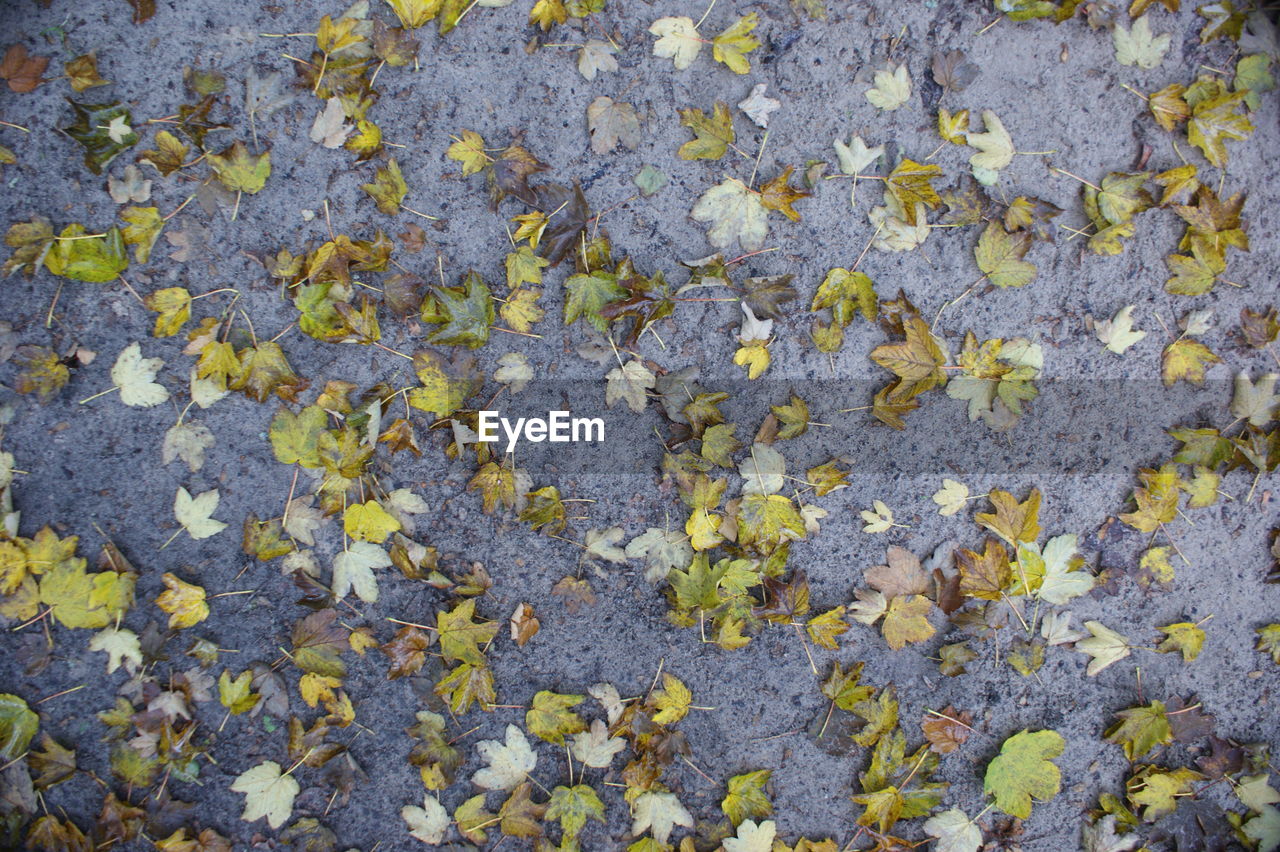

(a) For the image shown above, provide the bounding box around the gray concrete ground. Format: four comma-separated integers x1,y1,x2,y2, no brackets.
0,0,1277,850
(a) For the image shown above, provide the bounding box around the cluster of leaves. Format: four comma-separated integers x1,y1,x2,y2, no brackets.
866,293,1044,431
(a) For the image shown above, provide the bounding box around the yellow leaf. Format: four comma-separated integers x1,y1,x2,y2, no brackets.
343,500,401,543
143,287,191,337
711,14,760,74
155,572,208,629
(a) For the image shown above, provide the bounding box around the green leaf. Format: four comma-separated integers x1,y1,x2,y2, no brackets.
812,268,877,325
546,784,605,841
526,690,586,745
362,157,409,214
975,223,1036,288
1105,701,1172,761
0,694,38,761
722,770,772,826
208,141,271,194
564,269,625,333
677,101,735,160
269,406,328,467
429,271,495,348
62,99,138,174
43,224,129,283
983,729,1065,818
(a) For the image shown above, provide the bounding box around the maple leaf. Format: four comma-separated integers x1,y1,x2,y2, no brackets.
88,627,142,674
28,734,76,790
956,539,1012,600
156,572,208,629
63,100,138,173
546,784,605,841
218,670,260,715
1114,15,1171,68
1024,535,1094,604
812,267,877,327
871,315,947,388
712,14,760,74
678,101,736,160
1078,620,1132,675
208,141,270,194
107,342,168,407
1161,338,1220,386
650,16,701,69
860,500,896,534
984,729,1065,818
0,694,37,762
361,158,408,215
1188,90,1253,167
174,486,226,540
1127,766,1203,821
723,819,777,852
651,673,692,725
692,178,768,251
570,719,625,769
632,790,693,844
1255,624,1280,663
1,44,49,93
1106,700,1172,760
866,64,911,110
231,761,299,829
977,488,1041,545
1243,806,1280,852
1232,371,1280,426
437,598,499,666
44,224,129,283
738,83,780,128
758,167,810,221
1096,304,1147,354
722,769,772,825
576,39,618,81
474,724,537,790
933,48,980,91
269,405,327,468
402,794,449,844
587,96,641,154
231,341,304,404
932,479,970,516
975,223,1036,288
884,159,942,225
526,690,586,745
922,707,973,754
606,360,655,413
881,595,935,650
332,541,390,603
143,287,192,339
584,526,628,563
967,109,1015,178
432,661,493,713
343,500,400,543
924,808,983,852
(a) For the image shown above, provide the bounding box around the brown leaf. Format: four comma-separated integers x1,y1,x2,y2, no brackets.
1,44,50,93
931,49,978,92
552,576,596,613
126,0,156,23
955,539,1012,601
509,603,540,646
758,166,810,222
932,567,964,615
921,706,973,754
975,488,1041,545
398,224,427,253
864,546,929,599
382,626,433,679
